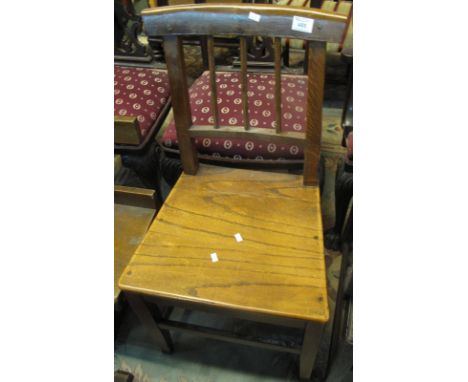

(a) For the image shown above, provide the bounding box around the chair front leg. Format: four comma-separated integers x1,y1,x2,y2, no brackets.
125,293,173,354
299,321,324,380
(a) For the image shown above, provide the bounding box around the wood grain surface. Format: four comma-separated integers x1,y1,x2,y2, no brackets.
114,116,141,145
303,40,326,186
119,165,329,322
142,4,347,42
115,199,157,301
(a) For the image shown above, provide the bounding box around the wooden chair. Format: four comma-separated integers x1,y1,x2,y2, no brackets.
119,4,346,380
114,0,173,189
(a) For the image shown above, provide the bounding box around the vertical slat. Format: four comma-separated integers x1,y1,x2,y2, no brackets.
240,37,249,131
163,35,199,175
199,36,209,71
303,40,326,186
207,36,220,129
303,41,310,75
274,37,282,134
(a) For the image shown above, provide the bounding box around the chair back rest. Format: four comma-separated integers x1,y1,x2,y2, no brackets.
142,4,347,185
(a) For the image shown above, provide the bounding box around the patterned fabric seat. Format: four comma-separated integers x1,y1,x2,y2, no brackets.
114,66,170,139
160,71,309,161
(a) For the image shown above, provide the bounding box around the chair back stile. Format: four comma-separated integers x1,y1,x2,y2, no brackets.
142,4,346,185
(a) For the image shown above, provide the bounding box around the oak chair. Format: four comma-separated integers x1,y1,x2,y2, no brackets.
119,4,346,380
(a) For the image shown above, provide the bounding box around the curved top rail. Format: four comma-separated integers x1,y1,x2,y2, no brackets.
141,3,347,42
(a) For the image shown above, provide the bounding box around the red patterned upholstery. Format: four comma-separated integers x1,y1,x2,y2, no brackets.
161,71,309,161
114,66,170,138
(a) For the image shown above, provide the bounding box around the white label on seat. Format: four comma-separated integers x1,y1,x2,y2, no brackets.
291,16,314,33
234,233,243,242
210,252,219,262
248,12,261,22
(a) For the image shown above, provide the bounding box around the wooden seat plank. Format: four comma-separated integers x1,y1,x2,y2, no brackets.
119,165,329,322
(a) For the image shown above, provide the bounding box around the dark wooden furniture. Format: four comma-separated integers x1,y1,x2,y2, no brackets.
114,64,172,190
115,0,157,63
325,33,352,251
327,201,352,374
114,186,160,337
119,4,346,380
114,0,173,190
147,0,278,70
114,370,134,382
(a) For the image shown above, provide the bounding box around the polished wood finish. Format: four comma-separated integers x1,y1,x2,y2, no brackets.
303,40,326,186
240,37,249,131
146,293,307,328
154,5,332,185
163,36,199,174
119,165,329,322
274,37,282,134
114,116,142,145
114,185,160,210
114,83,172,154
189,125,306,146
122,5,334,378
114,186,158,302
142,4,347,41
207,36,220,129
114,370,134,382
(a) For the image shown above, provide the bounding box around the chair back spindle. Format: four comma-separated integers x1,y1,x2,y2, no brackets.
207,36,220,129
274,37,282,134
143,4,347,185
239,37,250,131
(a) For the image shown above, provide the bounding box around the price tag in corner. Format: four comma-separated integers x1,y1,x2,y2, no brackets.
248,11,261,22
291,15,314,34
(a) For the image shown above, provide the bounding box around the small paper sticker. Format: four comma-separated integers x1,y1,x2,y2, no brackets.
291,15,314,33
210,252,219,262
248,12,261,22
234,233,243,242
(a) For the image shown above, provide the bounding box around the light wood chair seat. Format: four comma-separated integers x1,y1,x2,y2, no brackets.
119,164,328,322
118,5,347,379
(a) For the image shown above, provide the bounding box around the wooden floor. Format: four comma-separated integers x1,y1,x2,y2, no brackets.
119,164,329,322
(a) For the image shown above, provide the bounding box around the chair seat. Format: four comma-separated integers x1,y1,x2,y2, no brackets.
119,164,329,322
114,65,170,138
160,71,308,161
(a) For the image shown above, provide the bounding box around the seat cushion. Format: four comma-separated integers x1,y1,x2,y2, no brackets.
160,71,308,161
114,66,170,138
